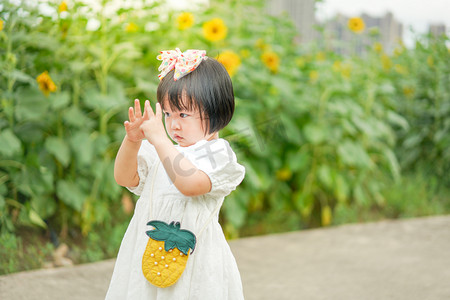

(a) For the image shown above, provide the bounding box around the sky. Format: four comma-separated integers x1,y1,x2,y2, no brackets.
316,0,450,42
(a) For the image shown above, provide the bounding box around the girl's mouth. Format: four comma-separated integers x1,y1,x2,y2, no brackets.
173,134,183,141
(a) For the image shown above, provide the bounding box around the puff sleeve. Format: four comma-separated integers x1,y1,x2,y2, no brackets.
126,140,158,196
186,139,245,199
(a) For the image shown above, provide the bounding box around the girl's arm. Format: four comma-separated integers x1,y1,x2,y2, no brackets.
114,99,150,187
140,102,211,197
114,136,141,187
153,138,211,196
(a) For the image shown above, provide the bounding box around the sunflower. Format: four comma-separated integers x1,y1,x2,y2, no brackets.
316,52,326,62
0,19,4,31
321,205,332,226
125,22,139,33
332,61,341,72
36,71,57,96
340,63,351,79
276,168,292,181
59,1,68,13
240,49,250,58
261,51,280,73
373,42,383,53
381,54,392,70
255,38,270,51
217,50,241,77
177,12,194,30
309,70,319,82
295,57,306,68
202,18,227,42
394,64,407,75
402,86,414,98
427,56,434,67
348,17,365,33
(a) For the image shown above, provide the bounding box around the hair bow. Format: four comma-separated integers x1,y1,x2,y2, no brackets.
157,48,207,81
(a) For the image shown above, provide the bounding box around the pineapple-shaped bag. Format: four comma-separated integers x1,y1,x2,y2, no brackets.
142,163,221,288
142,220,196,287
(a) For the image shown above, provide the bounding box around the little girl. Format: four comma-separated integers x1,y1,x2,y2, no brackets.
106,49,246,300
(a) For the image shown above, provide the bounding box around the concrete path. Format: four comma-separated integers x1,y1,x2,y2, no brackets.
1,215,449,300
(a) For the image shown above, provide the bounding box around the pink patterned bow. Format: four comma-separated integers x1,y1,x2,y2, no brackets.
157,48,207,81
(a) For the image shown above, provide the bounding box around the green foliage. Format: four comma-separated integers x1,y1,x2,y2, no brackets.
0,0,449,273
389,38,450,184
0,230,54,275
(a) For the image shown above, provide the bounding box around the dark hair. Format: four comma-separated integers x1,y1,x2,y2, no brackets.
157,58,235,134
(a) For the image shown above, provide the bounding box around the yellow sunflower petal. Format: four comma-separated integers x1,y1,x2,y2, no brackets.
217,50,241,77
202,18,227,42
177,12,194,30
261,51,280,73
348,17,365,33
36,71,57,96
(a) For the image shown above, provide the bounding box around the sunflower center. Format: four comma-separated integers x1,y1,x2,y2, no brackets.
42,80,50,90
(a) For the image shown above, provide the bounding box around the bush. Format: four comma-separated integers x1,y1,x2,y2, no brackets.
0,0,449,273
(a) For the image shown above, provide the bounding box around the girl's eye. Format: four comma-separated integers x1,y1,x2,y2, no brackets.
164,112,170,117
180,113,189,118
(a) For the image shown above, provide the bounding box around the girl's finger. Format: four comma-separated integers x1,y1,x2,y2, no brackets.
146,100,155,118
128,107,135,122
142,100,150,120
134,99,142,118
155,102,162,120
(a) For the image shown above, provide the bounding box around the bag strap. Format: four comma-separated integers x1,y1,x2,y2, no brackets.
148,161,160,221
148,161,221,239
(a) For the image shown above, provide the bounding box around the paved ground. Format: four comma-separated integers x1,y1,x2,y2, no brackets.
1,215,449,300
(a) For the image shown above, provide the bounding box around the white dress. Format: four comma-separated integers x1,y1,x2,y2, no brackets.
105,138,246,300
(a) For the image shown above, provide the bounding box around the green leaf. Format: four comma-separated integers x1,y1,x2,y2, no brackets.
70,61,87,74
146,220,196,255
11,70,35,83
384,148,401,182
334,174,349,203
45,137,71,167
15,87,50,122
280,115,302,144
353,184,369,206
29,209,48,229
49,91,71,110
56,180,86,212
0,129,22,157
31,196,56,220
337,140,373,168
293,191,314,217
304,124,328,144
63,106,93,128
287,150,309,172
351,116,377,138
223,194,247,229
317,165,333,189
69,131,94,167
387,111,409,131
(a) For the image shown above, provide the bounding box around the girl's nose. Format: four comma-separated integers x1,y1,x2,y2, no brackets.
171,118,181,130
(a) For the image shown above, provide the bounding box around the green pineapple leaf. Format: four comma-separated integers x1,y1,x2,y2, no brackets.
146,220,197,255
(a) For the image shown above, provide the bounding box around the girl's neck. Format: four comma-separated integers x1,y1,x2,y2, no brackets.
207,132,219,141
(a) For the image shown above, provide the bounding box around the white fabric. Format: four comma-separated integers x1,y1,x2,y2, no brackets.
105,138,246,300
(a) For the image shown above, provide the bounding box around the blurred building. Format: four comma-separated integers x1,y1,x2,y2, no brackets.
266,0,317,43
323,12,403,55
429,23,447,37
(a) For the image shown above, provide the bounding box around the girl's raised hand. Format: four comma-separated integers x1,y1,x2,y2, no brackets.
140,101,167,146
124,99,150,143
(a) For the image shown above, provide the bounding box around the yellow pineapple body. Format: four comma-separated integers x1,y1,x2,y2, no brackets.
142,239,190,288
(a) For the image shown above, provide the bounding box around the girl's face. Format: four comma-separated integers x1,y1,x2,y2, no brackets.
162,99,217,147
